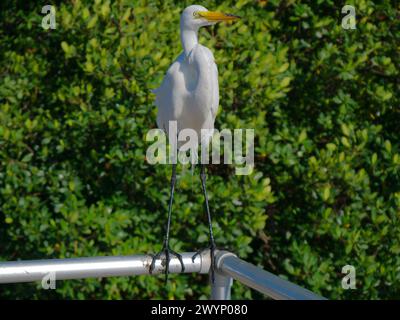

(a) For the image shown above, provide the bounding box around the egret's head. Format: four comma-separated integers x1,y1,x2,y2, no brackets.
181,5,240,30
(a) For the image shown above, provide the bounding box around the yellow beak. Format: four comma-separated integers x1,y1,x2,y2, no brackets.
197,11,241,22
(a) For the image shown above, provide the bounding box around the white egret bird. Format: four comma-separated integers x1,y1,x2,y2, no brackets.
150,5,240,282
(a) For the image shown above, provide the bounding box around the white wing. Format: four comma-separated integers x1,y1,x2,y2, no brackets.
189,44,219,123
154,53,187,133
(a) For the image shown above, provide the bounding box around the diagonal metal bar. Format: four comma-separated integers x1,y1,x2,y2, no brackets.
214,251,327,300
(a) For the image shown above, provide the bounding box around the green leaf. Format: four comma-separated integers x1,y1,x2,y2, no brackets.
385,140,392,153
372,153,378,165
298,129,307,143
322,186,331,201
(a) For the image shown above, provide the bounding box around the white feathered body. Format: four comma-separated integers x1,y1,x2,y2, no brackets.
154,44,219,144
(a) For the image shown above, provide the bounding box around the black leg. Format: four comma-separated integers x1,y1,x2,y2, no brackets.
192,164,217,283
165,163,177,247
150,163,185,282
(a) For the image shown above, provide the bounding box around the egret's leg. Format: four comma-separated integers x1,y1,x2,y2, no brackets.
164,163,177,249
192,164,218,283
149,163,185,282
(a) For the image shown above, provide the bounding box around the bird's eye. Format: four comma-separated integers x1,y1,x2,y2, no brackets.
193,11,199,18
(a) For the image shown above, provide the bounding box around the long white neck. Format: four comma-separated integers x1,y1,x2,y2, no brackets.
180,23,198,56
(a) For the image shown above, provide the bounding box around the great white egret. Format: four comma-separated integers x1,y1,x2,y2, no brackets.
150,5,240,282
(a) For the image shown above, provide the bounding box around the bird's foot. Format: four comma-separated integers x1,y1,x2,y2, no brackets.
149,244,185,283
192,242,232,283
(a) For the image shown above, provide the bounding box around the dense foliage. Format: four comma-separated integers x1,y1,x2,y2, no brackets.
0,0,398,299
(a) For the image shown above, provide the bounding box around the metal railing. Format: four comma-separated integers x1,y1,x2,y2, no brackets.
0,250,326,300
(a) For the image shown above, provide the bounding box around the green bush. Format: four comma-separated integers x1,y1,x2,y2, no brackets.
0,0,398,299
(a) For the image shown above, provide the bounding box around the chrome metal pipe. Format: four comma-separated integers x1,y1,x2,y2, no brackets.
0,252,211,284
215,252,326,300
210,271,233,300
211,251,234,300
0,250,327,301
